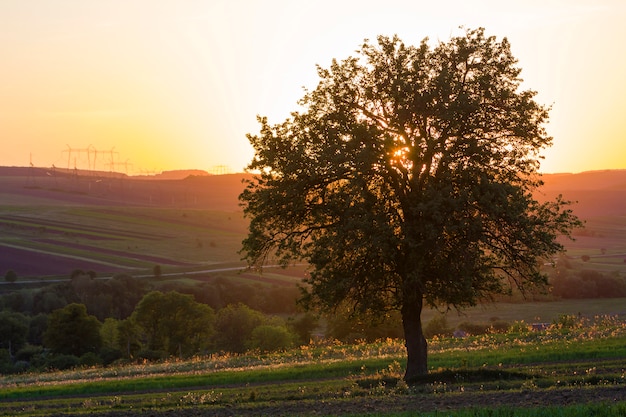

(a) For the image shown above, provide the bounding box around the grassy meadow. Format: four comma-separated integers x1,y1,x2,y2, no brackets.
0,313,625,416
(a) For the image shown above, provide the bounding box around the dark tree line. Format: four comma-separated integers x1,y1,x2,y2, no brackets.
0,270,301,320
0,269,316,374
550,260,626,299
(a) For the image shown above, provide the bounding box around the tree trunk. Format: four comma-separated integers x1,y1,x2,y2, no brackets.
401,296,428,382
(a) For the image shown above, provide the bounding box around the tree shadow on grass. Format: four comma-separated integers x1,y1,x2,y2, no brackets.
356,368,536,389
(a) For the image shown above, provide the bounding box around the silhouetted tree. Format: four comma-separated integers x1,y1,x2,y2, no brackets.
240,28,581,381
4,269,17,283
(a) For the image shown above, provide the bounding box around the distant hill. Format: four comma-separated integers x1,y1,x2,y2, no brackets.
0,167,209,180
539,170,626,219
132,169,210,180
1,166,624,220
541,170,626,191
0,166,252,211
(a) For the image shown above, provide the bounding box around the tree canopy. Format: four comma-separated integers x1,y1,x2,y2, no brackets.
43,303,102,357
239,28,581,381
213,302,266,353
132,291,215,358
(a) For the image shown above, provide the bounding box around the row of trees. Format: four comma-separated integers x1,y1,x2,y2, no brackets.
550,261,626,299
0,270,301,321
0,267,315,373
0,290,317,374
1,264,622,374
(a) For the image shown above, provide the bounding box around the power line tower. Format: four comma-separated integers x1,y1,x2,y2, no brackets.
106,147,120,173
26,153,37,187
63,144,74,170
63,144,98,173
210,165,230,175
88,144,98,172
120,159,133,175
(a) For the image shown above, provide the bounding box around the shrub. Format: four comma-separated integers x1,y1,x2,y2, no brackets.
247,325,296,353
47,354,80,371
79,352,102,367
288,313,319,344
99,346,123,366
15,344,43,362
424,315,453,339
508,321,531,334
458,321,491,335
12,360,30,373
29,351,49,369
490,320,510,333
132,291,215,357
4,269,17,283
136,349,168,362
325,309,404,342
553,314,579,329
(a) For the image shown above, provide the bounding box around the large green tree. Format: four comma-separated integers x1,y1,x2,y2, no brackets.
213,303,266,353
43,303,102,357
132,291,215,357
239,28,581,381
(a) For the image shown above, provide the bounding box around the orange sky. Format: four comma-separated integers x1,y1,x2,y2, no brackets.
1,1,625,174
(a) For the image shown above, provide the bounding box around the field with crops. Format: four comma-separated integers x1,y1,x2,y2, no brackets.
0,314,625,416
1,167,625,282
0,168,246,276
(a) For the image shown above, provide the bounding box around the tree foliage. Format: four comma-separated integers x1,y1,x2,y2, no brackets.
247,324,295,353
213,303,266,353
240,28,581,381
43,303,102,357
4,269,17,283
0,311,29,355
132,291,215,357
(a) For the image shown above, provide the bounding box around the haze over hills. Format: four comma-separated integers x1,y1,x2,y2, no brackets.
0,166,252,211
0,166,625,220
539,170,626,219
0,166,624,278
541,170,626,191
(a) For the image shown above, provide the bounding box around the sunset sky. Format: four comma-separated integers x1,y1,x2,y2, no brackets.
1,1,625,175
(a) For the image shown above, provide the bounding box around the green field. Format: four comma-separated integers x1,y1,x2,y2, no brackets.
1,314,625,416
2,202,625,280
421,297,626,328
0,206,252,278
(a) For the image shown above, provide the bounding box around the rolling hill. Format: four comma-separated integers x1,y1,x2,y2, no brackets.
0,166,624,278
